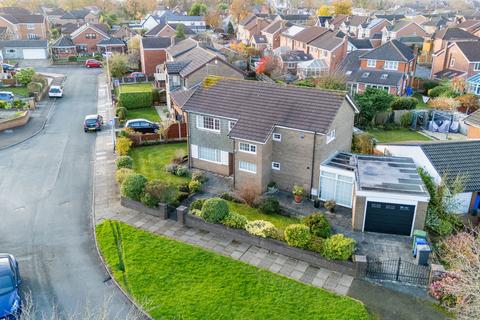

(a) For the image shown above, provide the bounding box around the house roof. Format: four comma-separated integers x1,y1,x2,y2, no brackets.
432,69,466,80
344,15,369,27
282,25,305,38
66,9,90,19
350,69,404,86
280,14,310,21
239,14,256,26
171,87,197,108
386,20,413,32
370,32,383,39
434,27,479,41
168,46,224,77
340,50,368,79
97,37,125,46
292,26,329,43
374,14,405,22
0,14,44,24
455,41,480,62
141,36,171,49
329,14,348,27
48,8,66,16
51,36,75,47
297,59,328,70
420,141,480,192
61,23,79,35
166,14,204,22
457,19,480,29
252,34,267,44
0,7,30,15
0,40,47,48
93,23,110,35
360,39,414,62
165,61,189,73
166,38,198,58
308,31,344,51
145,23,195,36
280,50,313,62
183,78,355,143
464,109,480,127
70,24,110,39
262,20,283,34
362,18,387,29
348,37,373,49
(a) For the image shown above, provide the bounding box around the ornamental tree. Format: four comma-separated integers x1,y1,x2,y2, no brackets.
354,88,394,127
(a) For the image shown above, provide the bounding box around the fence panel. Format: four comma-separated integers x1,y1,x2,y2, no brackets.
366,258,430,286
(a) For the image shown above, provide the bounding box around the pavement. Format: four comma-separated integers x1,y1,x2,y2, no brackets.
0,66,137,318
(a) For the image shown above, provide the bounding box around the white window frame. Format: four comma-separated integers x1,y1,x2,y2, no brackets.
326,129,336,144
450,58,455,67
367,59,376,67
228,121,236,131
196,115,220,133
272,162,281,170
239,142,256,154
27,23,35,30
198,146,222,163
473,62,480,71
272,133,281,141
239,160,256,173
384,60,398,71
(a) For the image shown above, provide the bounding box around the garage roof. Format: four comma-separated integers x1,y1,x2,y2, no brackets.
0,40,47,48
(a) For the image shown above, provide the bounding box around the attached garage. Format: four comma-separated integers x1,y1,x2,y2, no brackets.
22,48,47,59
0,40,48,60
364,201,415,235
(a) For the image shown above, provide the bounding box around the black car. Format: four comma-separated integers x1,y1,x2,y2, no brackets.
125,119,159,133
84,114,104,132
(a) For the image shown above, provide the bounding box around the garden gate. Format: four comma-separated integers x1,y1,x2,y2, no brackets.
366,257,430,286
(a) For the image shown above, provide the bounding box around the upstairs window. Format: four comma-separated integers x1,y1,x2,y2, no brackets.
384,60,398,71
27,23,35,30
196,115,220,132
450,58,455,67
239,142,256,154
85,33,97,39
272,133,281,141
474,62,480,71
367,59,376,67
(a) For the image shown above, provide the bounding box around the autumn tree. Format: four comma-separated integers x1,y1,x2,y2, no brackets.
256,56,276,76
230,0,250,23
332,0,352,15
189,3,208,16
108,54,129,78
205,10,221,28
317,5,333,16
123,0,156,19
428,97,461,111
455,94,479,114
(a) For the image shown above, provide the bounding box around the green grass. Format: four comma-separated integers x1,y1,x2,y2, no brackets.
227,201,299,231
118,83,153,93
96,220,370,320
125,107,160,122
367,128,431,142
129,142,188,186
414,93,429,109
4,86,28,97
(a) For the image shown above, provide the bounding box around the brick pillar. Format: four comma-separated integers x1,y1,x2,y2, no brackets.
354,255,367,279
429,264,446,285
158,203,168,220
177,206,188,225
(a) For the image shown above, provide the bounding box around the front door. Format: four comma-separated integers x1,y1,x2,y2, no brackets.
228,152,234,176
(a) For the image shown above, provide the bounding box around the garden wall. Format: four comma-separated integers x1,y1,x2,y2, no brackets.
121,197,175,219
0,110,29,131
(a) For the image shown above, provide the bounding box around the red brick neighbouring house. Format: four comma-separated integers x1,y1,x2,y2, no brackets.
70,23,110,53
140,37,172,76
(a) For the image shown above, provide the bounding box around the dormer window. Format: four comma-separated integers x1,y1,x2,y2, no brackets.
367,59,376,67
361,72,370,78
381,74,388,79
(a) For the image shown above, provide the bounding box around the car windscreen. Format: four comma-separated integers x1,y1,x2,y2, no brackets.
0,275,14,295
85,119,98,125
50,88,61,93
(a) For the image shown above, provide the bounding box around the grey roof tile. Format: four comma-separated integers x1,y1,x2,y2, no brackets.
455,41,480,61
434,27,479,41
350,69,403,86
464,109,480,127
360,40,414,62
166,38,198,58
0,40,47,48
141,36,171,49
51,36,75,47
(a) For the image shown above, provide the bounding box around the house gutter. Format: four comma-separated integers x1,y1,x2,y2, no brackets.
309,131,317,199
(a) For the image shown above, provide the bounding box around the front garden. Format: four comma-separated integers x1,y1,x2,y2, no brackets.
96,220,370,320
114,83,163,124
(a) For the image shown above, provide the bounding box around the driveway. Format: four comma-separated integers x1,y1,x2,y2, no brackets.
0,66,135,318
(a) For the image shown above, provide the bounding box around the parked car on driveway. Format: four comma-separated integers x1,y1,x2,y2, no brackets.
0,92,14,103
125,119,159,133
48,85,63,98
84,114,104,132
128,72,145,78
85,59,102,68
0,254,21,319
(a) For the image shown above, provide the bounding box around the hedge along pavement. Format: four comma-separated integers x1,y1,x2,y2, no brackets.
117,84,153,109
96,220,370,320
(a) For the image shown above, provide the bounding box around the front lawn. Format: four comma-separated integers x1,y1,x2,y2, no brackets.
129,142,188,186
227,200,299,231
96,220,370,320
125,107,160,122
118,83,153,93
5,86,28,97
367,128,431,142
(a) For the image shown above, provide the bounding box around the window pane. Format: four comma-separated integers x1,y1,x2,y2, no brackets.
320,176,335,200
335,180,353,207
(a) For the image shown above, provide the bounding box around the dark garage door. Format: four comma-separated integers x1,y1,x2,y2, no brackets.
364,201,415,236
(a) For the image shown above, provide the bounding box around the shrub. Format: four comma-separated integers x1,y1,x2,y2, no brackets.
324,200,336,212
390,97,418,110
118,91,153,109
175,165,189,177
27,82,42,93
400,112,413,128
352,134,375,154
191,172,208,183
116,155,133,169
68,56,77,62
238,185,259,206
284,224,311,248
428,85,456,98
201,198,229,223
189,198,206,211
190,209,202,217
140,192,158,208
245,220,277,238
222,212,248,229
303,212,332,238
429,272,459,307
165,163,178,174
188,179,202,193
12,100,26,109
120,173,147,201
115,168,134,184
178,182,189,193
116,106,128,120
307,236,325,253
32,74,47,88
292,184,304,196
422,80,439,92
0,101,7,109
322,234,356,261
432,218,453,237
177,191,189,202
116,137,132,156
144,179,178,205
259,196,280,215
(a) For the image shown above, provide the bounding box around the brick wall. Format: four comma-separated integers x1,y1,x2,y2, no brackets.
352,195,366,231
72,27,109,52
467,124,480,139
0,111,29,131
141,48,167,76
413,201,429,231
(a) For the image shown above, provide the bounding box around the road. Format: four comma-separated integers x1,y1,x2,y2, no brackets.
0,66,133,318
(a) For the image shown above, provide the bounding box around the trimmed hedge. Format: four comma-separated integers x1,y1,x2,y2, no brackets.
390,97,418,110
222,212,248,229
303,213,332,239
118,91,153,109
121,173,147,201
201,198,229,224
322,234,356,261
284,224,311,248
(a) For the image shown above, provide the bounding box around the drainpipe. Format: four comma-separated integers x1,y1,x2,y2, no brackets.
309,131,317,200
232,137,236,189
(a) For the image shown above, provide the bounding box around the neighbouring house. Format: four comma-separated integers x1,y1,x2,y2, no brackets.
342,40,417,96
373,14,405,23
280,14,311,26
431,41,480,80
161,39,244,118
144,23,195,38
0,40,48,59
376,141,480,215
339,16,369,38
0,13,48,40
237,14,271,45
320,152,429,236
165,14,206,33
251,34,268,51
430,27,479,54
140,37,171,76
421,16,449,34
347,37,373,52
46,8,67,26
457,19,480,36
96,37,126,54
279,25,304,49
60,23,80,36
261,18,288,50
356,18,390,39
70,23,124,53
325,14,348,30
51,36,76,59
59,9,97,26
307,31,348,73
290,26,331,53
113,26,137,41
182,78,359,197
0,7,30,15
279,50,313,74
381,20,429,44
464,110,480,138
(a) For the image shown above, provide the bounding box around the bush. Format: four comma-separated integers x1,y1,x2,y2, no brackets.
116,137,133,156
0,101,7,109
220,192,241,202
120,173,147,201
12,100,26,109
390,97,418,110
177,191,189,202
116,106,128,120
429,272,458,307
322,234,356,261
428,85,456,98
191,172,208,183
118,91,153,109
245,220,278,238
27,82,42,93
400,112,413,128
115,168,134,184
68,56,77,62
143,179,178,205
352,134,375,154
188,180,202,193
238,185,259,206
432,218,453,237
284,224,311,248
259,196,280,214
190,209,202,217
165,163,178,174
422,80,439,92
178,182,189,193
175,165,189,177
32,74,47,88
201,198,229,223
116,155,133,169
307,236,325,253
189,198,206,211
222,212,248,229
302,213,332,238
140,192,158,207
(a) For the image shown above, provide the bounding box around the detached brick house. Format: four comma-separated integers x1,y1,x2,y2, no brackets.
237,14,271,45
182,78,358,195
144,23,195,38
430,27,479,53
431,41,480,80
70,23,125,53
261,18,289,50
381,21,429,44
140,37,171,76
0,14,48,40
